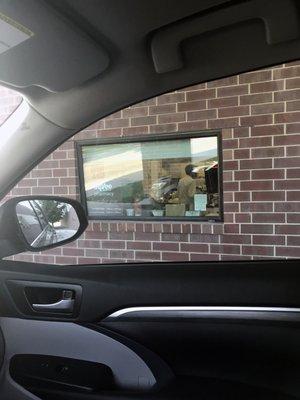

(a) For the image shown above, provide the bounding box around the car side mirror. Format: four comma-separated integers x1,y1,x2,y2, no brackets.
0,196,88,258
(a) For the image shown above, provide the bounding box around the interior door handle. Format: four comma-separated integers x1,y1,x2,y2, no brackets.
32,290,75,313
32,299,74,313
7,281,82,318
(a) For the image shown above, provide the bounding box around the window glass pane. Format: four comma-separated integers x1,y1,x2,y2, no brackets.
3,60,300,265
80,134,221,221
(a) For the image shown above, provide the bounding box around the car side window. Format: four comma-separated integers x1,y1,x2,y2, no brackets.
31,201,48,229
2,60,300,265
17,202,43,245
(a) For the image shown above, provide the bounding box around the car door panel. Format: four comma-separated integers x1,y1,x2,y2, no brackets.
0,318,172,397
1,259,300,399
1,259,300,321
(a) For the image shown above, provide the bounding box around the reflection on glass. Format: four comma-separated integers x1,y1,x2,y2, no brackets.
81,135,220,220
16,200,79,248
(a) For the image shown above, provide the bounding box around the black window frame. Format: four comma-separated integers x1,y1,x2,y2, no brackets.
76,130,224,222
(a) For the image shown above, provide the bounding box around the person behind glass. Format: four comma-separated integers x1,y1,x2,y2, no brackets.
177,164,197,211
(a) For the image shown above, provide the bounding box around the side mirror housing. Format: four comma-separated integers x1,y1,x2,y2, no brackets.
0,196,88,258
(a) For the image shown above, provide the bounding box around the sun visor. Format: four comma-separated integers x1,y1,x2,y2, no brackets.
0,0,109,92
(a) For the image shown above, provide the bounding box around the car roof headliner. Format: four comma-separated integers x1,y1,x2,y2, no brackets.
0,0,299,197
2,0,300,129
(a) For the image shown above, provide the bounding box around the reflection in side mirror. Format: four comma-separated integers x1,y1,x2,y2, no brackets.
16,200,80,249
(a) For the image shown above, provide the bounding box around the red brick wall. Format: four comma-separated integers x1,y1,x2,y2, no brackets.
5,61,300,264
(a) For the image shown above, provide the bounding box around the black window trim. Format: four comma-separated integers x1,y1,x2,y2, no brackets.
75,130,224,223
